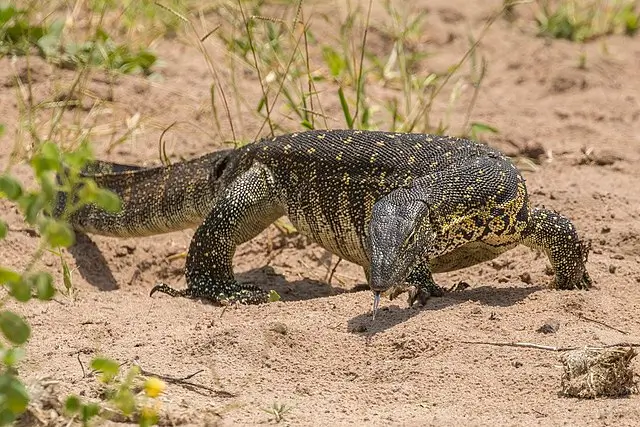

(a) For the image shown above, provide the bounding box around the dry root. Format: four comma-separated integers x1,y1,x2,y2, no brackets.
560,346,638,398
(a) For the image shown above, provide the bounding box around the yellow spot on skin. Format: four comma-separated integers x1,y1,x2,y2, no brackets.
376,141,385,146
317,134,325,139
370,153,378,163
354,130,362,134
414,143,422,149
378,171,387,186
336,152,343,161
342,173,351,184
408,156,416,165
307,147,316,154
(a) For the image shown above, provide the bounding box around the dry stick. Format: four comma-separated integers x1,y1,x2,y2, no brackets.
77,353,86,378
158,121,177,166
462,341,640,352
155,2,236,142
406,1,525,130
134,363,235,397
576,313,629,335
326,257,343,285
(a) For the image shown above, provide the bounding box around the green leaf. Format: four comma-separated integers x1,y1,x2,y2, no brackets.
0,6,18,27
81,402,101,422
268,290,281,302
0,267,20,285
8,277,31,302
41,218,75,248
0,219,6,239
31,142,61,176
90,357,120,383
0,311,30,345
0,375,29,415
114,388,135,415
64,395,81,413
20,192,47,224
31,272,55,300
2,347,25,367
470,122,499,140
94,188,121,213
338,87,353,129
0,175,23,200
61,256,73,293
322,46,346,78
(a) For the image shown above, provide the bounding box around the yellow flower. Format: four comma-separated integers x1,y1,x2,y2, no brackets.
144,377,166,398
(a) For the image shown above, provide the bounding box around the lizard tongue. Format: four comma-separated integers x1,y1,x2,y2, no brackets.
372,291,381,320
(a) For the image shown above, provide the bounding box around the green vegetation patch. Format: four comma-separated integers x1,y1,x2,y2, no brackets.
534,0,639,42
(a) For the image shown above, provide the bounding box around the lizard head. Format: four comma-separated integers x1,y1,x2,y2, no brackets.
368,195,432,294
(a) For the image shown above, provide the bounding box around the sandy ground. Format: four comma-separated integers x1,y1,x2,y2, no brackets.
2,0,640,425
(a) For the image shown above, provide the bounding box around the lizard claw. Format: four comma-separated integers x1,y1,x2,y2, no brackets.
407,282,445,307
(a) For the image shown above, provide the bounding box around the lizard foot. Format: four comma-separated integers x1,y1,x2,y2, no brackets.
150,281,269,305
384,280,445,307
406,281,445,307
555,270,592,291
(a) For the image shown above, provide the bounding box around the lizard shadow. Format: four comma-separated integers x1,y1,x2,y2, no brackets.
236,266,362,301
67,232,119,291
347,284,543,335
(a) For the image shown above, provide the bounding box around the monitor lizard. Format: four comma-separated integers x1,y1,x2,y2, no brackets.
55,130,592,310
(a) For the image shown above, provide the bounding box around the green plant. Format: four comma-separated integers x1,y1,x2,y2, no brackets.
0,136,121,423
65,359,165,426
263,402,294,423
535,0,640,42
0,3,166,423
0,4,158,76
65,357,165,427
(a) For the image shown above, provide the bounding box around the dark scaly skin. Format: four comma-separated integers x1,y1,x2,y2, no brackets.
56,130,592,306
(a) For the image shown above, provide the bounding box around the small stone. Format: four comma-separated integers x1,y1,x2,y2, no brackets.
352,324,367,333
609,265,617,274
537,321,560,334
519,272,533,284
611,254,624,260
512,361,523,368
521,141,546,162
600,226,611,234
268,322,288,335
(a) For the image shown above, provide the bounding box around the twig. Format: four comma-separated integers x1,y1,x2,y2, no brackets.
77,353,86,378
576,313,629,335
326,257,343,285
134,363,235,397
462,341,573,351
462,341,640,351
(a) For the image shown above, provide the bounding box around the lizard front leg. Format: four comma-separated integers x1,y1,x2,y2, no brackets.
151,163,285,304
386,262,445,307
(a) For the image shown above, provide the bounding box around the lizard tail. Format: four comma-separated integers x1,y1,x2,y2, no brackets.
54,149,239,238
